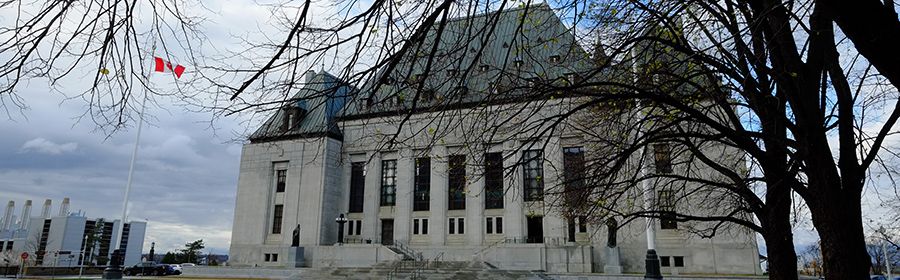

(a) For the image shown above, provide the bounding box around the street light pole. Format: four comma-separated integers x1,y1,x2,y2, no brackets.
79,235,88,277
335,214,348,245
633,48,663,280
643,175,663,280
885,239,892,280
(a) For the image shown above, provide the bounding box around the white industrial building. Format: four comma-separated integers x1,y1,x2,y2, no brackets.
229,4,761,275
0,198,146,267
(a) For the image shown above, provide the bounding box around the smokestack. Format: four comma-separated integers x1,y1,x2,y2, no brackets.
41,199,51,218
59,197,70,217
2,201,14,230
19,200,32,230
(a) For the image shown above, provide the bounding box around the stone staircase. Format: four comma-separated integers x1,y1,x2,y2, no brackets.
288,260,545,279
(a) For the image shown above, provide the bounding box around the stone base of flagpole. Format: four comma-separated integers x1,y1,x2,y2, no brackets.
102,268,122,279
644,249,663,280
102,249,124,279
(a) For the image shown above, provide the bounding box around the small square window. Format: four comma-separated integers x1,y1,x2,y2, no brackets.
355,220,362,235
660,256,671,267
565,73,581,84
496,217,503,234
422,89,436,101
674,256,684,267
348,220,354,235
454,86,468,98
486,217,493,234
264,254,271,262
413,219,420,235
527,77,539,87
272,254,278,262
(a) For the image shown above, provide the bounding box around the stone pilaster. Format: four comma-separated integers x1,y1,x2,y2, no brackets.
430,146,448,245
543,136,566,243
363,152,381,242
466,153,484,245
394,150,414,244
503,142,525,242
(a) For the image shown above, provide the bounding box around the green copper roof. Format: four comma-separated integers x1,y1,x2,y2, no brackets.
341,3,599,117
250,71,356,142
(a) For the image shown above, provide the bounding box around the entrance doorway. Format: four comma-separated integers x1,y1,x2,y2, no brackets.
526,216,544,243
381,219,394,245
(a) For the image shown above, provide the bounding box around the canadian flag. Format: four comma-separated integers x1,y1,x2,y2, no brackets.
154,56,185,78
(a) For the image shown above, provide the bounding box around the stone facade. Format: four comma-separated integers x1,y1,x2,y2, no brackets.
229,4,761,275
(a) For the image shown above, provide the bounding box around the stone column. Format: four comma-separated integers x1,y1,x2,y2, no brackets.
394,150,414,244
341,157,353,214
430,146,448,246
466,153,485,246
363,152,381,242
542,136,566,243
503,142,525,242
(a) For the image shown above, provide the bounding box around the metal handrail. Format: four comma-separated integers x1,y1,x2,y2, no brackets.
502,236,569,245
472,238,507,260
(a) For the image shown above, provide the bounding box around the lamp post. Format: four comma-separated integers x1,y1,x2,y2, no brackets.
632,46,663,280
79,235,88,277
335,214,348,245
643,178,663,280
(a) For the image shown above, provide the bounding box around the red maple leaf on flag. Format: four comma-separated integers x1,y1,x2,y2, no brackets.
154,57,185,78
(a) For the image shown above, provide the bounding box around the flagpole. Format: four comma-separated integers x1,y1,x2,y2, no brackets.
103,92,148,279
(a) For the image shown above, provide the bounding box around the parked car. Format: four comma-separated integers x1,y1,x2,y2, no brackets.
168,264,183,275
181,263,196,267
160,264,177,275
123,262,171,276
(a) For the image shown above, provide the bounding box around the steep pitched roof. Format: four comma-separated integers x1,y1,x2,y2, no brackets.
250,71,356,142
340,3,600,118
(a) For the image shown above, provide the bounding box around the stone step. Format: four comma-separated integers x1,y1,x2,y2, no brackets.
290,266,537,280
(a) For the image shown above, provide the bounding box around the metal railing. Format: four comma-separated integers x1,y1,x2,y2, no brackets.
472,238,507,260
342,236,380,244
387,241,426,280
502,236,570,245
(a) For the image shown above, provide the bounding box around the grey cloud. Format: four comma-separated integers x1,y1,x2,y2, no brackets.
20,138,78,155
0,86,243,254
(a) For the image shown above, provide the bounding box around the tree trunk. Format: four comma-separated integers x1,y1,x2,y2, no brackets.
809,188,871,280
763,218,799,280
762,179,799,280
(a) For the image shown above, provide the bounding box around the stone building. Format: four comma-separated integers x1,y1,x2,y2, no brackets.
0,198,146,267
229,4,761,275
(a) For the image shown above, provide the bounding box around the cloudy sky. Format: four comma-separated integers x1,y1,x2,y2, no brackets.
0,81,244,254
0,0,278,254
1,0,898,258
0,0,379,256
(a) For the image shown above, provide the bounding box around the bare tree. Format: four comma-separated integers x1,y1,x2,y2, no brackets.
216,0,900,279
0,0,205,133
5,0,900,279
